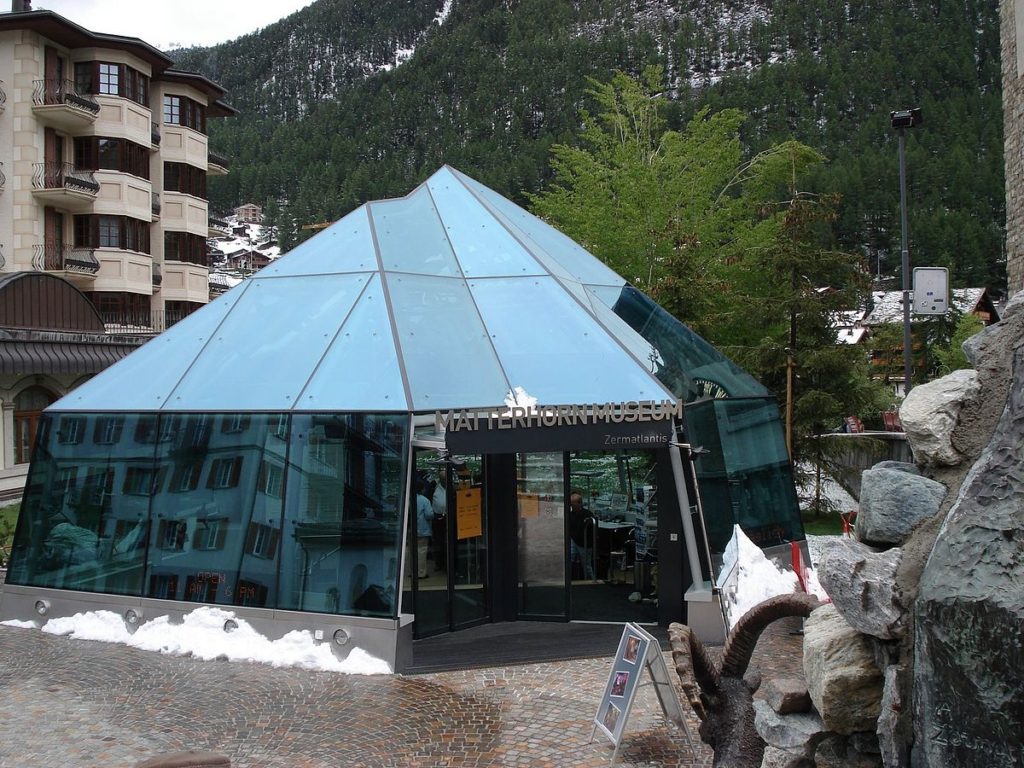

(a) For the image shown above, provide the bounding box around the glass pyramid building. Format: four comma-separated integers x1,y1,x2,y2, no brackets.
3,166,801,667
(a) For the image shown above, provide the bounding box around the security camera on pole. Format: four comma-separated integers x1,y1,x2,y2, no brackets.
890,107,922,395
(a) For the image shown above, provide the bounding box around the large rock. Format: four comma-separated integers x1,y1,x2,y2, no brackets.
761,745,814,768
762,677,812,715
819,539,907,640
803,604,884,735
753,699,826,751
869,461,920,475
814,735,883,768
877,665,909,768
912,346,1024,767
899,370,980,466
857,468,946,546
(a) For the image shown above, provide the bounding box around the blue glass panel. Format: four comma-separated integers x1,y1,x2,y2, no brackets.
468,277,668,403
449,167,626,287
166,274,369,410
53,287,247,411
257,207,377,278
297,275,408,410
369,189,461,276
597,285,769,402
6,413,157,596
583,286,665,375
386,273,510,409
686,399,803,554
277,414,407,617
145,414,287,607
426,171,545,278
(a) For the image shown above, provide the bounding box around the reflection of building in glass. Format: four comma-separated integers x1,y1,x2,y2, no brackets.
2,166,803,670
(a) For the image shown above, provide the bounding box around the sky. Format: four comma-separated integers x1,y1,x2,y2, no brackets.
30,0,316,51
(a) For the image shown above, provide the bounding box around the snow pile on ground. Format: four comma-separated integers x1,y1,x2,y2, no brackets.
4,606,390,675
718,525,831,627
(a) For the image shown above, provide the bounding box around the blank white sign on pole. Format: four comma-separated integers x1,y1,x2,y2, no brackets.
913,267,949,316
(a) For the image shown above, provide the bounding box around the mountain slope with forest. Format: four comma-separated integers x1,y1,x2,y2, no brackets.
174,0,1004,290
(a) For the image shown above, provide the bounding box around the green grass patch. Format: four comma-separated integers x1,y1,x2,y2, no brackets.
800,510,844,536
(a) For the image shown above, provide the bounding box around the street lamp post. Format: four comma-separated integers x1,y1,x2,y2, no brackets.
891,108,922,395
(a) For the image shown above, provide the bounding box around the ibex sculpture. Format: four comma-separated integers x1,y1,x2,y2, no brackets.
669,592,820,768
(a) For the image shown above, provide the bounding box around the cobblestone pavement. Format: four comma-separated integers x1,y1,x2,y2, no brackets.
0,616,804,768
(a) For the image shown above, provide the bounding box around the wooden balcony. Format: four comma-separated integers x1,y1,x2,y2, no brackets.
208,149,229,176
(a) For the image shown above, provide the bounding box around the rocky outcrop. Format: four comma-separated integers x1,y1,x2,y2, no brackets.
763,678,812,715
899,370,980,466
855,468,946,546
912,344,1024,768
819,539,906,640
803,605,884,735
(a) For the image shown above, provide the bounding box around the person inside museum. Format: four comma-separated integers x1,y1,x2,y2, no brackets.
568,489,596,580
415,481,434,579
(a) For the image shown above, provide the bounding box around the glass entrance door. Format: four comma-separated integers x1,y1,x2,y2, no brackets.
408,448,487,638
516,452,567,618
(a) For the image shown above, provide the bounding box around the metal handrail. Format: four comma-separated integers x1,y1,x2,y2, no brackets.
101,309,189,333
31,242,99,274
31,78,99,113
208,149,229,169
31,162,100,194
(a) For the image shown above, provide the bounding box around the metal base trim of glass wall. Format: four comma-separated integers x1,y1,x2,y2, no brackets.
0,584,412,673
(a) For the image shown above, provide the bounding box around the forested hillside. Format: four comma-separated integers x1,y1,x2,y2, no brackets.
173,0,1004,290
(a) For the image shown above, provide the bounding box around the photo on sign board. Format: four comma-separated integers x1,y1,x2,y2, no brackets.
603,701,621,733
624,635,642,663
611,671,629,697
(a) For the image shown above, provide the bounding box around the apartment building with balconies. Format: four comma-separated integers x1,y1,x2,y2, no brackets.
0,5,235,500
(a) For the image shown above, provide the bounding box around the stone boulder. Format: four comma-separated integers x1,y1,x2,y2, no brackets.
762,677,812,715
760,745,815,768
869,460,920,475
913,346,1024,767
819,539,906,640
899,370,980,466
754,699,826,751
814,735,882,768
803,605,884,735
857,468,946,546
877,665,909,768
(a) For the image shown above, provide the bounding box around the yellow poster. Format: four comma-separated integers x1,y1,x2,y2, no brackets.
456,487,483,540
518,492,540,519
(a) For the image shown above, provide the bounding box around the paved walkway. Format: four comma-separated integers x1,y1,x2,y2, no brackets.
0,615,804,768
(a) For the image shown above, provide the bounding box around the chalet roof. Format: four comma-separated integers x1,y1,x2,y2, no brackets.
864,288,995,325
54,166,767,413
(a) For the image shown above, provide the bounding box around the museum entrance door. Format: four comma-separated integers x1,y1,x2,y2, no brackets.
406,448,488,639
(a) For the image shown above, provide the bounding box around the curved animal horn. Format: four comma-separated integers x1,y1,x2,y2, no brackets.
668,621,720,721
719,592,820,680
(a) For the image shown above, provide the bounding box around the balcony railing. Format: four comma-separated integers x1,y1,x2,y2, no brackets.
0,80,6,111
152,191,161,215
208,149,230,169
151,121,161,146
32,78,99,114
101,309,189,334
152,263,163,287
31,241,99,274
32,162,100,194
209,215,230,235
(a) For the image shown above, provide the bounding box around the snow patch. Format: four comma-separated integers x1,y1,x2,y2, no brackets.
38,606,391,675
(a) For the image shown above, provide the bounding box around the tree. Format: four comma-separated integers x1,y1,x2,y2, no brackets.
532,68,889,494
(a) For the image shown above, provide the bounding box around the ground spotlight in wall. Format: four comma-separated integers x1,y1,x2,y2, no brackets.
223,619,239,633
34,599,50,616
333,628,350,646
123,608,143,627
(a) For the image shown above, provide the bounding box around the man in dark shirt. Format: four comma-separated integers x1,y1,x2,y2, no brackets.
568,490,595,580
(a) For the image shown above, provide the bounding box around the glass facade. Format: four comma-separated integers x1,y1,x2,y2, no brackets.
7,412,408,618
